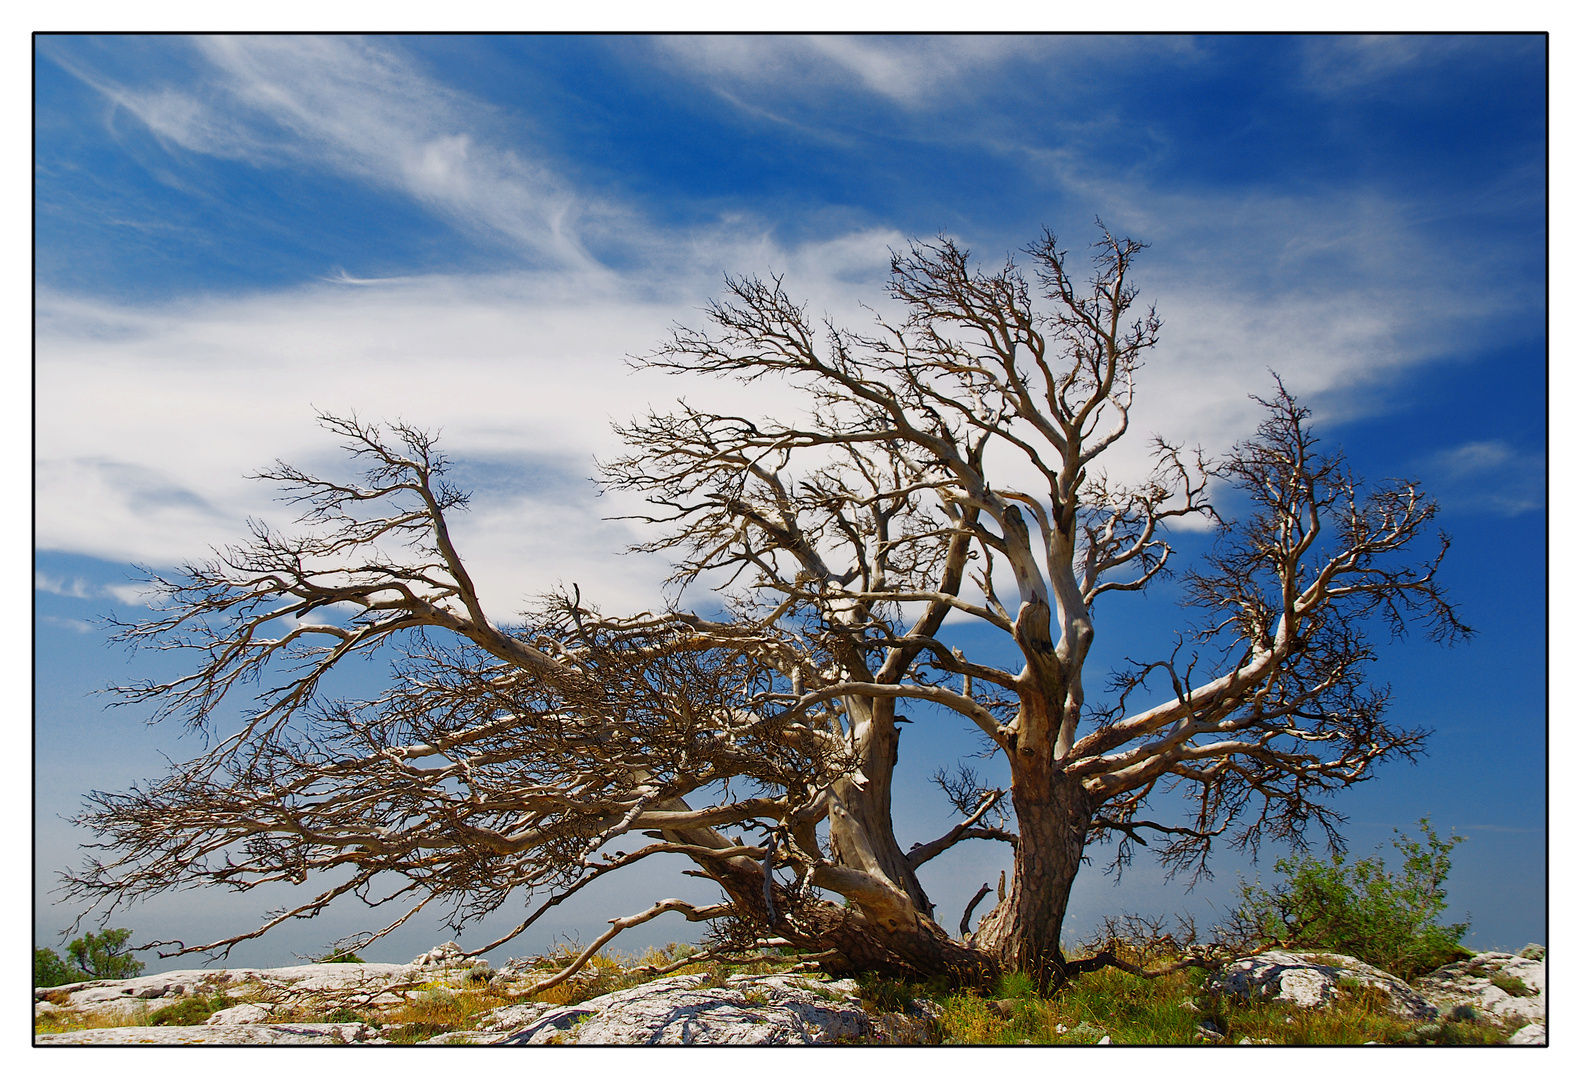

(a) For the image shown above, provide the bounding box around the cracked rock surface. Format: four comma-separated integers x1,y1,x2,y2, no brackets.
469,972,873,1045
1207,951,1438,1019
35,1022,386,1045
35,941,1545,1045
1414,949,1546,1043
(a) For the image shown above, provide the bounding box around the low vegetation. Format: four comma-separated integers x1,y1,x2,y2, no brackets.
148,994,233,1026
36,820,1532,1045
1224,819,1473,979
314,949,366,964
34,944,1527,1046
914,958,1513,1045
35,928,145,987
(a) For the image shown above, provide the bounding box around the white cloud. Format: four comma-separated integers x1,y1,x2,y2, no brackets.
653,34,1187,112
33,570,156,608
40,615,97,634
1420,440,1544,517
36,225,1506,623
47,35,602,271
659,35,1040,108
35,571,95,599
103,582,160,607
34,34,1540,619
1294,34,1513,95
1429,440,1516,477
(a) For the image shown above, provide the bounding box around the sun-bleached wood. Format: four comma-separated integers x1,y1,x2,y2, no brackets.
68,227,1467,988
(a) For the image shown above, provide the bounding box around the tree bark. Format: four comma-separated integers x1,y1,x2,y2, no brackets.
695,846,998,987
827,696,934,918
972,765,1092,989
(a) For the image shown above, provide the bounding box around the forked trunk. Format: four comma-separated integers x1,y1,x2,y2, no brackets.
972,767,1092,989
826,697,933,917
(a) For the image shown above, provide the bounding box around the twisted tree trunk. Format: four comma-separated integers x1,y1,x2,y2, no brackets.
973,765,1093,989
826,696,934,918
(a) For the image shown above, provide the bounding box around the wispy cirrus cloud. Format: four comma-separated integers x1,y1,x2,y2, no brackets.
44,35,603,272
656,34,1053,109
35,570,156,609
653,34,1200,113
34,34,1542,614
35,571,96,599
1295,34,1533,95
1419,440,1544,517
40,615,97,634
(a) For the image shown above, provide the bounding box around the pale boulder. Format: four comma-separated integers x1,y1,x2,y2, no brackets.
36,1022,385,1045
472,972,872,1046
205,1002,275,1025
1507,1022,1546,1046
1207,951,1436,1019
1414,951,1546,1026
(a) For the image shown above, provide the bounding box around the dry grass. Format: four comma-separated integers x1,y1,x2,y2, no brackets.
35,1002,153,1035
375,984,516,1044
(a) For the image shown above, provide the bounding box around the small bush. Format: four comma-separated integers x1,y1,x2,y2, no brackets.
36,929,148,987
35,1003,153,1036
35,947,82,988
1226,818,1470,979
149,996,226,1026
857,975,917,1013
65,928,146,981
314,949,365,963
857,971,951,1013
928,961,1518,1046
1489,973,1534,998
322,1006,368,1023
377,983,512,1039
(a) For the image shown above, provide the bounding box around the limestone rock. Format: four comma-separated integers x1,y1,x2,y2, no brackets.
36,959,432,1041
1066,1020,1109,1043
1414,950,1546,1026
476,972,871,1045
461,1000,554,1034
43,962,418,1014
410,941,466,967
1208,951,1436,1019
36,1022,386,1045
206,1002,275,1025
1508,1022,1546,1046
866,996,942,1045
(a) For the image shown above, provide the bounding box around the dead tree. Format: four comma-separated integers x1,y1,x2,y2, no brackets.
65,227,1468,989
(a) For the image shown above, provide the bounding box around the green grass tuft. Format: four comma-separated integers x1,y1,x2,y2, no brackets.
148,994,233,1027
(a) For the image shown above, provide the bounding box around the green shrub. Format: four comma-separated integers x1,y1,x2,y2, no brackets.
149,996,226,1026
65,928,146,981
1489,973,1534,998
1227,818,1470,979
314,949,365,963
37,929,146,986
323,1006,368,1023
857,975,918,1013
35,947,83,988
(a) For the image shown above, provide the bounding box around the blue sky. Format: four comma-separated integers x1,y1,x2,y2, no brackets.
34,33,1547,972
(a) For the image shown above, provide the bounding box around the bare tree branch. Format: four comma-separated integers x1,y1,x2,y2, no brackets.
69,229,1464,992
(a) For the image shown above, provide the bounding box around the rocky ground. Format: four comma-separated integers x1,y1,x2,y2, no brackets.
1205,946,1546,1046
34,941,1545,1046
